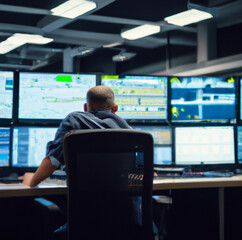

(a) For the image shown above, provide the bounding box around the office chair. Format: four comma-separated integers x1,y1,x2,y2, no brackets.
63,129,154,240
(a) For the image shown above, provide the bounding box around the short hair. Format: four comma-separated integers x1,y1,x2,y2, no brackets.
86,85,114,110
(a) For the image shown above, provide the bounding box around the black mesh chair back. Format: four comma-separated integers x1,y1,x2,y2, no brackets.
63,129,154,240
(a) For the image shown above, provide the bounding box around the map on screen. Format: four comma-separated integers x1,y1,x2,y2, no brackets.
19,73,96,119
12,127,58,167
101,75,168,121
171,76,236,122
0,71,13,119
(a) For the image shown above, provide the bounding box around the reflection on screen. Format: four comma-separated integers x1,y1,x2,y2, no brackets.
0,127,10,166
101,75,168,120
12,127,58,167
132,126,172,165
171,76,236,122
175,126,235,165
237,126,242,164
19,72,96,119
0,71,13,119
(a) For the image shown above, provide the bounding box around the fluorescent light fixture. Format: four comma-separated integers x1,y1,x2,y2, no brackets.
165,9,213,26
13,34,53,44
112,52,136,62
103,42,122,48
0,33,53,54
121,24,161,40
51,0,96,19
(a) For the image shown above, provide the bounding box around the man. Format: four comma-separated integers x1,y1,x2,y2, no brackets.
22,85,131,187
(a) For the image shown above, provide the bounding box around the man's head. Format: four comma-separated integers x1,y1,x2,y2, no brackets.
85,85,118,113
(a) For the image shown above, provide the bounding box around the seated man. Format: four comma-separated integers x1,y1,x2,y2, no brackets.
23,85,131,187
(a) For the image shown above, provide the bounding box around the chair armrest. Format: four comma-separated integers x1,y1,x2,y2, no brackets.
34,198,66,240
153,195,172,205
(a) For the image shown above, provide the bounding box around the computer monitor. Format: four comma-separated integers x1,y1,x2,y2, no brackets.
101,75,168,122
12,127,58,167
237,126,242,164
0,71,14,119
19,72,96,120
171,76,236,123
132,125,172,165
240,78,242,120
175,126,235,166
0,127,10,167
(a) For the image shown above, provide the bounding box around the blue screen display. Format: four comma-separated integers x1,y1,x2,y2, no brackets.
19,72,96,119
12,127,58,167
237,126,242,164
171,76,236,123
0,127,10,167
0,71,13,119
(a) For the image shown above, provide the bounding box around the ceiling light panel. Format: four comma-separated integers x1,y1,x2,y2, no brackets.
165,9,213,26
121,24,161,40
51,0,97,19
0,34,53,54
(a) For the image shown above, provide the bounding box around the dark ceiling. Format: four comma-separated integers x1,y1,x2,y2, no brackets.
0,0,242,76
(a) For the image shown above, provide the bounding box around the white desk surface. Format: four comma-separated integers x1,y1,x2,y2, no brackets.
1,176,242,198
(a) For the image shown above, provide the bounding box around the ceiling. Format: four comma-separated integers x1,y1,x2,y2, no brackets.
0,0,242,76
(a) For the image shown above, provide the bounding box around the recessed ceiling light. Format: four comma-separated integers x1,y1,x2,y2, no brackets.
165,9,213,26
51,0,97,19
121,24,161,40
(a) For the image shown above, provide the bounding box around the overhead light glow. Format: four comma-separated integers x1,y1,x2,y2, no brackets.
121,24,161,40
13,34,53,44
165,9,213,26
103,42,122,48
0,33,53,54
51,0,97,19
112,52,136,62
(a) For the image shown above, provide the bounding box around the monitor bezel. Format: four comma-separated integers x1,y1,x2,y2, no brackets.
17,71,98,124
0,70,15,122
101,74,170,124
169,76,238,125
173,124,237,172
130,124,173,166
10,125,59,168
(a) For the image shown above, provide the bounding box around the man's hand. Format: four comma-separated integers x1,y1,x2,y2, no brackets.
19,172,35,186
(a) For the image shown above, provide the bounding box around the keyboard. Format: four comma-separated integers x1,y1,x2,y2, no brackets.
0,173,22,183
154,171,234,179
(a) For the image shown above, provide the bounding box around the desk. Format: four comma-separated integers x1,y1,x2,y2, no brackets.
153,175,242,190
1,176,242,240
154,175,242,240
0,182,67,198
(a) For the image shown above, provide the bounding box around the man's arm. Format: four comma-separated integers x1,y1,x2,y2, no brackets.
22,157,58,187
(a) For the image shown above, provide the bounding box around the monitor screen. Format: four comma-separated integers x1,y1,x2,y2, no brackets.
171,76,236,123
132,125,172,165
19,72,96,119
12,127,58,167
175,126,235,165
0,71,14,119
237,126,242,164
240,78,242,120
101,75,168,121
0,127,10,167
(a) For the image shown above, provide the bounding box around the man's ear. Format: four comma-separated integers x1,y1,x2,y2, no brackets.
84,103,88,112
111,103,118,113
